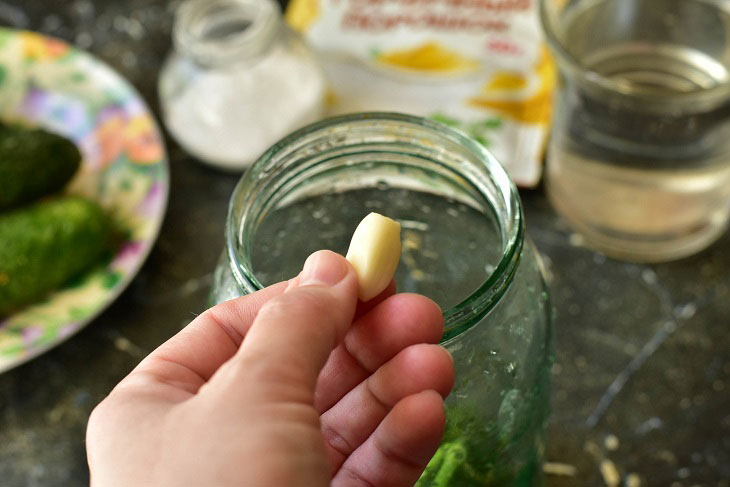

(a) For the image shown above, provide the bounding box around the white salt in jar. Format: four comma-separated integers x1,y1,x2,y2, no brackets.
158,0,326,170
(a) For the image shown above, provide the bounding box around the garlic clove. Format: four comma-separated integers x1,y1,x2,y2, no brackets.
345,212,402,302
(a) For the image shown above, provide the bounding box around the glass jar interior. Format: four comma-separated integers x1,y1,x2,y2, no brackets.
227,114,522,340
251,166,502,310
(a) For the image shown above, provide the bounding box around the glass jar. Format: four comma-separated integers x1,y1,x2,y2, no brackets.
211,113,553,486
158,0,326,170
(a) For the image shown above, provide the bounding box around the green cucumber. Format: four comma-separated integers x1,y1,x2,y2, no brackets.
0,125,82,209
0,196,112,315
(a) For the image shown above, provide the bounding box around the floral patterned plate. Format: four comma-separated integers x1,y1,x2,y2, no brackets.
0,28,168,373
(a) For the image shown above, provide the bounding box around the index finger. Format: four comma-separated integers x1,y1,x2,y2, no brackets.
129,280,289,394
354,278,396,319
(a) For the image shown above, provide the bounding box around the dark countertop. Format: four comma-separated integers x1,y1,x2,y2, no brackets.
1,1,728,486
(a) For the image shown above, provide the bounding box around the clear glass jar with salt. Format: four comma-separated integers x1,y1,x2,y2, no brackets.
158,0,326,170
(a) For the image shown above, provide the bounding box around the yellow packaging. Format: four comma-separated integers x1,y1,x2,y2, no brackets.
286,0,555,187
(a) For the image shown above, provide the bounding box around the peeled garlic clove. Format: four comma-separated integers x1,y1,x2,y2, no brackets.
345,212,402,301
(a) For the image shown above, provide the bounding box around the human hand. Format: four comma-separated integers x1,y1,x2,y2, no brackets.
86,250,454,486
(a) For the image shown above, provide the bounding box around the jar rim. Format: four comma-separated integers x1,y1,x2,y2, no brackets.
539,0,730,111
174,0,280,67
226,112,524,342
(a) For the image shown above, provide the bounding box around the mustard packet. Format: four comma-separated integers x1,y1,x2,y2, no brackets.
286,0,556,187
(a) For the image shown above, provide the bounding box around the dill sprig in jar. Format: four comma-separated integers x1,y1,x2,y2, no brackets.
212,113,554,486
158,0,326,170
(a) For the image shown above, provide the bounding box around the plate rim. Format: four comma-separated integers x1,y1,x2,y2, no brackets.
0,27,170,374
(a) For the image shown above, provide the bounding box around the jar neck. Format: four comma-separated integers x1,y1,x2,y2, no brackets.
226,113,524,342
173,0,281,68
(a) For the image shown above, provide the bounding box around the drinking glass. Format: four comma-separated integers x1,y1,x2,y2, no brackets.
541,0,730,262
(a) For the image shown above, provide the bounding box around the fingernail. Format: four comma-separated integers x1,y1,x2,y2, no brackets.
300,251,348,287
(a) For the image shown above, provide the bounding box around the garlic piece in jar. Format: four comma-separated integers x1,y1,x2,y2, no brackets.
345,212,402,302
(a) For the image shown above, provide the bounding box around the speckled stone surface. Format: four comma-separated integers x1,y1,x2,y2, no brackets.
0,1,728,486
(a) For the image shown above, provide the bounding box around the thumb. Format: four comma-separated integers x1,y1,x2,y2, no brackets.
228,250,359,403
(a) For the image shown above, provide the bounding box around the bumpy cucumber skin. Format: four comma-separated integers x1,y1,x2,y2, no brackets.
0,125,82,209
0,196,111,315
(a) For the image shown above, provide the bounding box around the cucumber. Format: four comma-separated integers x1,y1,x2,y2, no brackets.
0,125,82,210
0,196,112,315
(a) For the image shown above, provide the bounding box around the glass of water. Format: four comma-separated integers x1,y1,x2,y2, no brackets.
541,0,730,262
